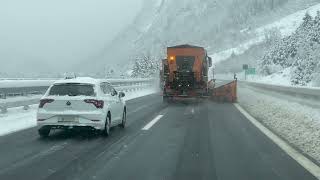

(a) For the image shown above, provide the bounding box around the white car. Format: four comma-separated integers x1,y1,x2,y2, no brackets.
37,77,126,137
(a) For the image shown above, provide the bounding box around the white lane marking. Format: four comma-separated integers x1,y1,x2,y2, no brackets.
234,103,320,179
142,115,164,130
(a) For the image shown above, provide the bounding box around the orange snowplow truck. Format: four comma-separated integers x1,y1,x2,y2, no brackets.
161,44,212,101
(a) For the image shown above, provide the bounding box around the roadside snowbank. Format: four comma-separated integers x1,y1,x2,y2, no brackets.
0,89,158,136
0,105,37,136
248,68,292,86
238,85,320,163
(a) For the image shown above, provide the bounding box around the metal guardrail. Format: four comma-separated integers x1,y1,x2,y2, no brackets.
0,78,156,113
215,78,320,100
0,87,47,99
0,78,58,81
240,81,320,100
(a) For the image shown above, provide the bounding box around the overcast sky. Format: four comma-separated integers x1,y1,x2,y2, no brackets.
0,0,143,75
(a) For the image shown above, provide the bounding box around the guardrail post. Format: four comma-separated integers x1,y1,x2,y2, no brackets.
0,104,7,114
23,105,30,110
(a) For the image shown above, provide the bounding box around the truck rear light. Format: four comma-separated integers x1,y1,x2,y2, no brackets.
39,99,54,108
84,99,104,109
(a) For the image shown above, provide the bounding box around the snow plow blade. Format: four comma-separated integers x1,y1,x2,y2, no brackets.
210,80,237,103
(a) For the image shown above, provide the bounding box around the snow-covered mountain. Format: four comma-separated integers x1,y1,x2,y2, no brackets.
93,0,298,70
90,0,320,80
215,2,320,87
212,2,320,64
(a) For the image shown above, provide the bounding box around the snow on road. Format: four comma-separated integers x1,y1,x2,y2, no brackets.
211,3,320,63
0,89,158,136
0,105,37,136
238,85,320,163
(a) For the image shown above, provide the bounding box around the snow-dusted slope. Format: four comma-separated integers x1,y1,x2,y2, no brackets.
91,0,320,74
93,0,247,69
212,3,320,63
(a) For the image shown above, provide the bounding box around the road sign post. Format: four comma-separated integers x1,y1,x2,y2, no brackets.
243,64,248,70
245,68,256,80
243,64,249,80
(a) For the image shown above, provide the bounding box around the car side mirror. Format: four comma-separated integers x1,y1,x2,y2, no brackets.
119,92,125,98
208,57,212,67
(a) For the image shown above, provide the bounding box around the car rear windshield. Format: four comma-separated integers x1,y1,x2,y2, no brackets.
49,83,95,96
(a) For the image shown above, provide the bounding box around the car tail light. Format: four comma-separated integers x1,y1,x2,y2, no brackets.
39,99,54,108
84,99,104,109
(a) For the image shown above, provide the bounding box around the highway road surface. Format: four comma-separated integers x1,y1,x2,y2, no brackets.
0,94,318,180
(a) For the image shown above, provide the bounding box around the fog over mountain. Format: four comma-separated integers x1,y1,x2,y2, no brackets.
0,0,142,75
1,0,318,77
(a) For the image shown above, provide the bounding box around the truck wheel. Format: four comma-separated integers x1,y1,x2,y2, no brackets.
38,127,50,137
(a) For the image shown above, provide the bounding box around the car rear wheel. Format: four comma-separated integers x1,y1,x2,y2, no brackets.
119,109,126,128
38,127,50,137
163,96,168,103
103,115,111,136
163,96,172,103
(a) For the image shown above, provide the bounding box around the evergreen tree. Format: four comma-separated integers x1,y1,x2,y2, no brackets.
310,11,320,44
131,53,160,78
260,12,320,86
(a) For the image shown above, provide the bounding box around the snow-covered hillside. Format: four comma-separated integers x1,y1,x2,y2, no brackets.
212,3,320,63
93,0,319,73
215,3,320,87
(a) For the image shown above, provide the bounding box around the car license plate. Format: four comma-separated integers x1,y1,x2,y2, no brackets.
58,116,78,123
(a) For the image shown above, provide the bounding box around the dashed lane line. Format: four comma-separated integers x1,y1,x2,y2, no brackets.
141,115,164,131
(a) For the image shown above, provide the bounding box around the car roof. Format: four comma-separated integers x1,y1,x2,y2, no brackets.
53,77,105,85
